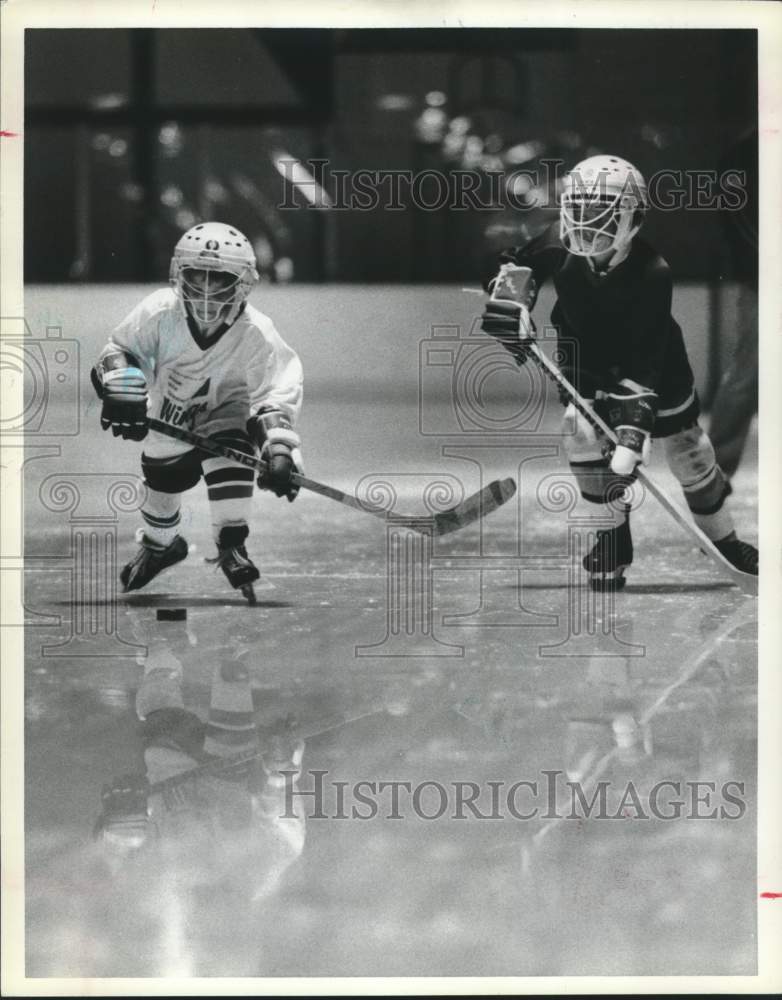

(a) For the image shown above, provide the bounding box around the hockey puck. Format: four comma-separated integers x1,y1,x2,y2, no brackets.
156,608,187,621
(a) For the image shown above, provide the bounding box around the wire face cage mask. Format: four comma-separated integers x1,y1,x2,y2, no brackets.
178,266,242,326
559,156,648,259
170,222,259,330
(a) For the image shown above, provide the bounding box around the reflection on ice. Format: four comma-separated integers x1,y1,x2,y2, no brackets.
24,572,758,977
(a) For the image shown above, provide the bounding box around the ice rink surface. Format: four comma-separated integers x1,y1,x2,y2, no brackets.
20,285,757,977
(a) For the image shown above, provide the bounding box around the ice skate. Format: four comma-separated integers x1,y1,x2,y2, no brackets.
582,518,633,591
214,527,260,605
714,535,758,576
120,534,189,593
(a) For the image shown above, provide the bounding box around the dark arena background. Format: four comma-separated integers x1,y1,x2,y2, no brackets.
17,25,760,982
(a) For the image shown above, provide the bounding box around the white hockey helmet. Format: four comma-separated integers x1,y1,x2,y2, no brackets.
170,222,259,328
560,155,648,258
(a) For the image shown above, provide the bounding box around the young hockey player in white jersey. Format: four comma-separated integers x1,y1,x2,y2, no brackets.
91,222,303,598
481,155,758,589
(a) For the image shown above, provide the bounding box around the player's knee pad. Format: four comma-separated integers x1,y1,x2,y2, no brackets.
201,429,256,503
663,424,728,513
562,403,604,462
142,449,202,493
203,429,256,480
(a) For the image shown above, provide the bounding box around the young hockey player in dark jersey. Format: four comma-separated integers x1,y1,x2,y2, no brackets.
481,154,758,589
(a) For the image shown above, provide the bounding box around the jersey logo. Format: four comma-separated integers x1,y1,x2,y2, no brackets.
165,375,211,403
159,396,210,431
189,378,211,399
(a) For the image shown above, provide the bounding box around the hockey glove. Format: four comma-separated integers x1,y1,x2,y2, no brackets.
483,264,537,364
488,264,537,309
601,381,656,476
249,409,302,502
91,352,149,441
480,299,535,364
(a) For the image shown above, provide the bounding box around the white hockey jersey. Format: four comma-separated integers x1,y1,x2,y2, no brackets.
102,288,303,458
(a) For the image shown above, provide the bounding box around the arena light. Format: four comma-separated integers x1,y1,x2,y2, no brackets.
271,149,333,208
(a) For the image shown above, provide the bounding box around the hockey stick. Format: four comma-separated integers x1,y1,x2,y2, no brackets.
146,417,516,537
488,266,757,596
94,706,394,829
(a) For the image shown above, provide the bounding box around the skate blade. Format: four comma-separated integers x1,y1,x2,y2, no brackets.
240,583,258,606
589,566,628,592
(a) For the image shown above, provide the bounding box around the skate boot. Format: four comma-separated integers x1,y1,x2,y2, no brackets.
120,534,189,593
714,534,758,575
215,525,260,605
582,517,633,591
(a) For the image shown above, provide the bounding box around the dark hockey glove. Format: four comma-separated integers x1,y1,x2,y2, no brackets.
601,380,657,475
480,299,535,365
482,263,537,364
248,408,302,502
94,773,150,850
91,351,149,441
488,263,537,308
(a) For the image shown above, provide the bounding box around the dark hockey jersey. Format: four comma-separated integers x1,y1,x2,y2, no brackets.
484,225,696,413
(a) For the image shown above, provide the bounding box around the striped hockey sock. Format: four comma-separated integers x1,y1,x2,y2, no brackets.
141,489,182,547
202,451,255,544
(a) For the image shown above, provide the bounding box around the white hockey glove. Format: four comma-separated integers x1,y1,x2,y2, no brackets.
249,409,303,502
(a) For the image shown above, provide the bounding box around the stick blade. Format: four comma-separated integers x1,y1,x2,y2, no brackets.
433,477,517,536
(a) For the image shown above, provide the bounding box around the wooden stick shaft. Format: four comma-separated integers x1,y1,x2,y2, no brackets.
147,417,389,523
